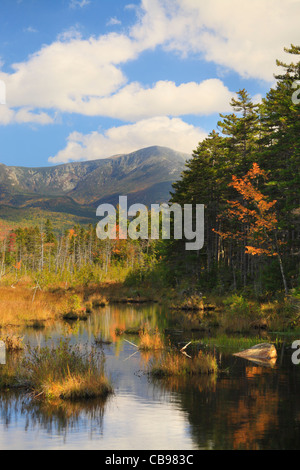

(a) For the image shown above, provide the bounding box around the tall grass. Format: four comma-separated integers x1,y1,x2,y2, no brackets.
139,327,164,351
22,340,113,401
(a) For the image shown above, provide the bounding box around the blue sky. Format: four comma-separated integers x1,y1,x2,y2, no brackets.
0,0,299,167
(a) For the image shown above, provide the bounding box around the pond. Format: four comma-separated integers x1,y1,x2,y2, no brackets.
0,304,300,450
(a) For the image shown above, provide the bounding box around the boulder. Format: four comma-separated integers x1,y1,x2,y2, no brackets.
234,343,277,361
0,340,5,365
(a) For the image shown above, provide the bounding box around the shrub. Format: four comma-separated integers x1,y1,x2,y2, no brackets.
63,295,88,320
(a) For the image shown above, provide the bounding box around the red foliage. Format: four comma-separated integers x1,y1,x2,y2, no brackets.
215,164,279,257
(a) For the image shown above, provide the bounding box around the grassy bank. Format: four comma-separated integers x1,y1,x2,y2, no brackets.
1,278,299,334
191,335,266,353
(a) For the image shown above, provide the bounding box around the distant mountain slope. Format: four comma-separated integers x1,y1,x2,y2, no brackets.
0,146,188,225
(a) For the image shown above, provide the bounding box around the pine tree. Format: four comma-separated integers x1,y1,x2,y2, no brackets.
218,89,260,174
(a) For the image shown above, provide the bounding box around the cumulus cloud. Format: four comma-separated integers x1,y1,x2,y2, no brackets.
132,0,300,81
49,116,207,163
82,79,234,120
0,33,136,113
0,105,53,125
40,79,233,120
0,0,298,167
0,28,235,119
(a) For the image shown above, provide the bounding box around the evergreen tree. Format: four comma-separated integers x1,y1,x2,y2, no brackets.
218,89,260,174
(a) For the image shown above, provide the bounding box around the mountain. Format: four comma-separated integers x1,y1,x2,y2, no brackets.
0,146,188,227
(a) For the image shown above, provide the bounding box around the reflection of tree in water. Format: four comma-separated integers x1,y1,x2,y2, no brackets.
164,353,300,450
0,391,110,439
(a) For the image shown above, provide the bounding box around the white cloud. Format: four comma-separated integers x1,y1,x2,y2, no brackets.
107,17,122,27
132,0,300,81
57,25,83,42
62,79,234,120
69,0,90,9
0,33,137,113
0,0,298,132
0,105,53,125
49,116,207,163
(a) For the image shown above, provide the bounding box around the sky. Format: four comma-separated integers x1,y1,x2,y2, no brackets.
0,0,299,167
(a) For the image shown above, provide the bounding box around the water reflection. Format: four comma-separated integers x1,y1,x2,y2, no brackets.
0,304,300,449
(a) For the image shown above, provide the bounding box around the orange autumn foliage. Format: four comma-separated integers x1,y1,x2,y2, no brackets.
215,163,280,257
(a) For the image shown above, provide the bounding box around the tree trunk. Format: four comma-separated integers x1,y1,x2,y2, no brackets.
277,253,289,296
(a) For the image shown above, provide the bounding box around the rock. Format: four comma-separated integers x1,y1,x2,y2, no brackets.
234,343,277,361
0,341,6,365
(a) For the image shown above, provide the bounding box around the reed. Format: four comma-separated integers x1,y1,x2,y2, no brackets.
22,339,113,401
139,327,164,351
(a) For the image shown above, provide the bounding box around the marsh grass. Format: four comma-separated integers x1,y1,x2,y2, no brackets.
0,355,27,390
151,351,218,377
139,327,164,351
0,287,65,328
22,339,113,401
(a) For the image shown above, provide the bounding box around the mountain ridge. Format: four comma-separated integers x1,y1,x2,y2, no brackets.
0,146,189,226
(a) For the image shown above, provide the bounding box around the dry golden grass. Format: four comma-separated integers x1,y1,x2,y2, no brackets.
139,327,164,351
151,351,218,377
43,372,113,401
0,287,71,328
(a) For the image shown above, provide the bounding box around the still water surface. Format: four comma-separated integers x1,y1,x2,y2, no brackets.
0,304,300,450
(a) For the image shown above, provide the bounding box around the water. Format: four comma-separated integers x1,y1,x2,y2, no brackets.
1,304,300,450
